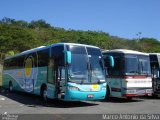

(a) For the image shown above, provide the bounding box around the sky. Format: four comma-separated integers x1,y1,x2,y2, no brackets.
0,0,160,40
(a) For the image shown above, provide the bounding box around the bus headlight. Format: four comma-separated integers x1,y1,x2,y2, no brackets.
68,86,80,91
102,86,106,90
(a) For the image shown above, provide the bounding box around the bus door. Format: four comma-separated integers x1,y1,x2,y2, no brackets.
54,59,66,99
47,58,66,99
151,65,160,93
107,54,123,98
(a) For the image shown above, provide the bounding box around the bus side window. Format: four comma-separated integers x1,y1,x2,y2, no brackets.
47,58,54,84
107,55,122,76
38,49,49,67
152,66,159,78
51,46,64,66
58,66,65,81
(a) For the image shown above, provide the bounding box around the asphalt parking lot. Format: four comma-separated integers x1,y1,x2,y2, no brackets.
0,87,160,119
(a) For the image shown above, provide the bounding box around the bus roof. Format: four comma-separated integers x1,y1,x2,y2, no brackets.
149,53,160,56
50,42,99,49
5,42,99,60
103,49,149,55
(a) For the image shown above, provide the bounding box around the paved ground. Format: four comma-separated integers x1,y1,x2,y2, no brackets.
0,88,160,119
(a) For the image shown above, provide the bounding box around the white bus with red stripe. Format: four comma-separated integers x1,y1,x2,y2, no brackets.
103,49,152,99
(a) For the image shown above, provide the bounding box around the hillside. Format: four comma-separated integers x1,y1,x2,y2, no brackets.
0,17,160,62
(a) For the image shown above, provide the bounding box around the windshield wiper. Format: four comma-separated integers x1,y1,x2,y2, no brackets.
90,64,105,84
131,71,139,75
142,71,149,77
87,62,92,82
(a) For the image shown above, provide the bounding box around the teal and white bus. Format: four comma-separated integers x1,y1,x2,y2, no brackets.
3,43,107,101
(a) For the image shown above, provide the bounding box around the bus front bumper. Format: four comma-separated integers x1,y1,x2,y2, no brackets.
122,88,153,97
64,90,106,101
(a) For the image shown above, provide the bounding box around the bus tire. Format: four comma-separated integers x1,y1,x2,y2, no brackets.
105,85,110,100
152,93,158,98
9,81,13,92
41,85,48,102
127,97,132,100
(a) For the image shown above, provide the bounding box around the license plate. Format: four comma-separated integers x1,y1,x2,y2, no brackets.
137,90,145,94
146,89,152,93
87,94,94,98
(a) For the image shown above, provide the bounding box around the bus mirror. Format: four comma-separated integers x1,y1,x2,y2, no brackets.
109,56,114,67
65,51,71,64
104,55,114,68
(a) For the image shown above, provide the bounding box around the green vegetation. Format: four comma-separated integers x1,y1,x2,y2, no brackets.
0,17,160,63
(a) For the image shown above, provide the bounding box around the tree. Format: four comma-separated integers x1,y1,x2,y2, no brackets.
1,17,160,62
28,19,51,29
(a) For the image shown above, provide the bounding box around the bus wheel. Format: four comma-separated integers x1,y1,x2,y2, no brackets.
9,82,13,92
127,97,132,100
152,94,158,98
41,86,48,102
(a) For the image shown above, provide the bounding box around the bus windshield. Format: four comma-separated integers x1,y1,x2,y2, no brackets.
125,54,151,76
68,53,88,83
87,47,106,83
67,45,105,84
